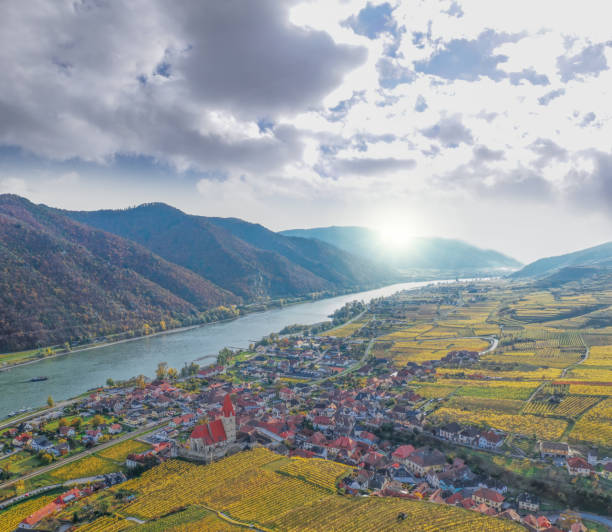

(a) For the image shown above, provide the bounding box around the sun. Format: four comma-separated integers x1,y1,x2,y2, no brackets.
377,223,414,251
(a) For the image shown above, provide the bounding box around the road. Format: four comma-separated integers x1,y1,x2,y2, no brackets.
0,397,82,432
0,419,168,491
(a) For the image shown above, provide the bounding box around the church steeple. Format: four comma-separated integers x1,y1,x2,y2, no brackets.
222,394,235,417
220,393,236,442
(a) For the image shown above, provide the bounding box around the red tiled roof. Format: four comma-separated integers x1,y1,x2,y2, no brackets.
567,456,590,468
222,394,235,417
22,502,60,525
189,420,227,446
474,487,504,503
392,445,415,459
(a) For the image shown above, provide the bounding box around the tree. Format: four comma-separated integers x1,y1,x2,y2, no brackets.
167,367,178,381
136,375,146,389
106,378,114,387
39,452,53,465
92,415,104,428
58,418,68,428
217,347,233,366
47,396,54,407
156,362,168,381
71,417,83,429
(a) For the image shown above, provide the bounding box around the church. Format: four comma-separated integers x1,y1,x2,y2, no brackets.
183,394,236,461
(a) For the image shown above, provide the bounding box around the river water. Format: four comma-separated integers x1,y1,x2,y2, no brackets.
0,281,440,417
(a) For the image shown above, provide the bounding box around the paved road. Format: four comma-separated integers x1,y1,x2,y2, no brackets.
0,419,168,491
0,397,81,432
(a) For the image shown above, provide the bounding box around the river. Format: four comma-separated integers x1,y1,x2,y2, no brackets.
0,280,442,418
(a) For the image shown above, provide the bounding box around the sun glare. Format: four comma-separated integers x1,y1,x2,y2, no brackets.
377,223,414,250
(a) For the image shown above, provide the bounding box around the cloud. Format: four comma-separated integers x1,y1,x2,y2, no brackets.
508,68,549,85
330,157,416,176
414,30,522,81
538,88,565,105
473,145,504,163
422,115,474,148
414,95,428,112
0,177,29,196
579,112,596,127
529,138,568,168
343,2,397,39
557,42,610,82
377,57,416,88
0,0,366,175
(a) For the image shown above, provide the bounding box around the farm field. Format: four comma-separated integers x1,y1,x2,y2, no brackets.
74,448,522,531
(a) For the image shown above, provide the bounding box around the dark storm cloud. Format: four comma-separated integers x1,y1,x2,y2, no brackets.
0,0,366,173
170,1,367,118
565,150,612,212
557,42,610,82
422,115,473,148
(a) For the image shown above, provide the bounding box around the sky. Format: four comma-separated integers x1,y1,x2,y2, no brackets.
0,0,611,263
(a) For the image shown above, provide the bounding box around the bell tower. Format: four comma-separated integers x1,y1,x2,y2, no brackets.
221,394,236,442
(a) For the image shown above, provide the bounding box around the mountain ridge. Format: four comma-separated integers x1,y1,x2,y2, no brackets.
280,226,522,271
511,241,612,278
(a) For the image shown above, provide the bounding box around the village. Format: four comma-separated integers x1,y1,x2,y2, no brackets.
1,283,611,531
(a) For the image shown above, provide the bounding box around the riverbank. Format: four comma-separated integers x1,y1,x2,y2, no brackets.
0,282,407,373
0,280,448,418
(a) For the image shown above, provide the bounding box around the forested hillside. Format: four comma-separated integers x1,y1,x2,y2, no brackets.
64,204,394,299
0,195,237,352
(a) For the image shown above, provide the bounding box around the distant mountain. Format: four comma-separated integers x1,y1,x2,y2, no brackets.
280,226,522,272
65,204,394,300
511,241,612,278
0,195,235,352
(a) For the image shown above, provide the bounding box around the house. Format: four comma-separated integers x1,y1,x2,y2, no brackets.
439,422,461,441
601,461,612,480
30,436,54,452
108,423,122,435
517,492,540,512
403,448,446,477
567,457,592,476
84,429,102,443
59,426,76,438
478,431,505,449
458,426,480,446
391,445,415,465
539,440,569,459
473,487,504,510
522,514,551,531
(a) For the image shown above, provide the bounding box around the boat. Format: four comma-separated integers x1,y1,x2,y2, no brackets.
29,376,49,382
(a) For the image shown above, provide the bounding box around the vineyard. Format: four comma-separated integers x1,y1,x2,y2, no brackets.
0,494,56,531
96,439,150,462
570,398,612,447
49,455,119,481
74,448,522,531
522,396,599,418
431,407,567,439
278,456,350,491
446,396,524,414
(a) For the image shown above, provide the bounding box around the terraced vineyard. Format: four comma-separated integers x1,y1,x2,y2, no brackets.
75,448,522,531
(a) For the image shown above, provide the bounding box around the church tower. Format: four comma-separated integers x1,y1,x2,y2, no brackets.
221,394,236,442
